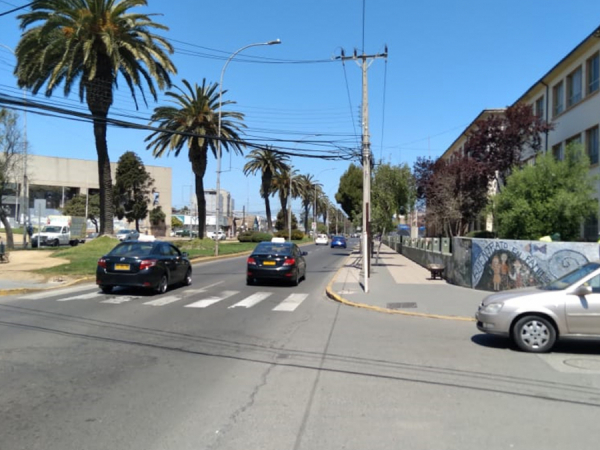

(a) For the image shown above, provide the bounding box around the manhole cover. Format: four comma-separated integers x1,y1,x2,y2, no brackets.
387,302,417,309
563,358,600,371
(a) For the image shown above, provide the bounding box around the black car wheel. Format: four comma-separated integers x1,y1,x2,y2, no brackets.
512,315,557,353
291,270,299,287
183,267,192,286
155,274,168,295
100,285,113,294
246,277,253,286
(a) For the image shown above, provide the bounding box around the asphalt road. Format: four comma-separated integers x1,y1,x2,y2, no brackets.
1,241,600,450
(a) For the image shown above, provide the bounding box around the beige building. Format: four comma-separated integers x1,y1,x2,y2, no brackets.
23,155,172,233
442,25,600,239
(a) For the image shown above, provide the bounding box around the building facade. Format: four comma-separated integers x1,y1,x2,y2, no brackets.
11,155,172,234
442,26,600,239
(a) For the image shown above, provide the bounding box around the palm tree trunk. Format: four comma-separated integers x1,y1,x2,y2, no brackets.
190,143,208,237
262,174,273,232
86,64,114,235
303,202,310,234
279,190,288,230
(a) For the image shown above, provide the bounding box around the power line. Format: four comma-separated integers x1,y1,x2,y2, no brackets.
0,1,33,17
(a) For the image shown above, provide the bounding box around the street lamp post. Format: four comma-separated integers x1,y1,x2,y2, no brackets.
215,39,281,256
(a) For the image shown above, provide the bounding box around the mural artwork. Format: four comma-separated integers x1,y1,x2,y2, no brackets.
471,239,596,291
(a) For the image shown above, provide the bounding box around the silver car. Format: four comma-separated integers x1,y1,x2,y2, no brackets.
476,261,600,353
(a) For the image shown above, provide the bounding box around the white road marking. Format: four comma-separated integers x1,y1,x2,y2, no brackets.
228,292,272,309
20,284,95,300
184,291,239,308
57,292,103,302
273,293,309,312
101,296,138,304
143,295,182,306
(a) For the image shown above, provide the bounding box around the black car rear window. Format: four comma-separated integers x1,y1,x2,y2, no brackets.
253,243,292,255
110,242,154,257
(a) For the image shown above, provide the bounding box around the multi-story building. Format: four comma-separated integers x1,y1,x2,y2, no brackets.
3,155,172,234
441,25,600,239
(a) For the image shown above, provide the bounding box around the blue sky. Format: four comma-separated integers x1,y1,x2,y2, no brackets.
2,0,600,219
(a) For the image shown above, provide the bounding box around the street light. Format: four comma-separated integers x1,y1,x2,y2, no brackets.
215,39,281,256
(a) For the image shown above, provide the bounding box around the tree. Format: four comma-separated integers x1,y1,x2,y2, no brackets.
146,79,245,237
371,163,415,234
465,103,553,191
494,143,598,240
243,147,290,232
0,109,26,249
275,209,298,231
335,164,363,223
15,0,176,236
113,151,154,231
297,173,316,233
272,168,299,231
63,193,100,232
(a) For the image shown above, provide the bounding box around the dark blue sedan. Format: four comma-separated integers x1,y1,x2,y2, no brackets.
330,236,347,249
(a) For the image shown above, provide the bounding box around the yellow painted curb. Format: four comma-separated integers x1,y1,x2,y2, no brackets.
325,263,475,322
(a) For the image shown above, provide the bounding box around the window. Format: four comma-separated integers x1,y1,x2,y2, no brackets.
535,96,545,119
552,143,563,161
587,126,599,165
567,67,582,107
587,52,599,94
553,81,564,116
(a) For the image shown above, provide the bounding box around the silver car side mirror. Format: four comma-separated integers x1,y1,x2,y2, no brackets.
572,285,593,296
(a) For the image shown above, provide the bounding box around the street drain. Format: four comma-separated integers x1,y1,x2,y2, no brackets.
387,302,417,309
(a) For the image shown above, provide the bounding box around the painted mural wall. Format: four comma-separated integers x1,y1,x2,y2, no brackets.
470,239,600,291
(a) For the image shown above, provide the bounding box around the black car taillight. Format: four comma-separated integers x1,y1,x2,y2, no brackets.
140,259,158,270
283,257,295,266
97,258,107,269
247,256,257,265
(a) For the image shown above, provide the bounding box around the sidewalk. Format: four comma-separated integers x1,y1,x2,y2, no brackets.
326,243,488,321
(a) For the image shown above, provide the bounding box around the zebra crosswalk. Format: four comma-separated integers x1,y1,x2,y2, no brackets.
17,285,310,312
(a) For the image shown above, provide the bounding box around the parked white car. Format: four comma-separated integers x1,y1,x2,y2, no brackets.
207,230,226,240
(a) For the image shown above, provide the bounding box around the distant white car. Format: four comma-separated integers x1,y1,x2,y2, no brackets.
315,234,329,245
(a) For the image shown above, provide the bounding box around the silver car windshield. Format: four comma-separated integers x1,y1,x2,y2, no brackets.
541,262,600,291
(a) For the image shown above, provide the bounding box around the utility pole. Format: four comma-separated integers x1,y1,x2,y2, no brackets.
335,47,387,293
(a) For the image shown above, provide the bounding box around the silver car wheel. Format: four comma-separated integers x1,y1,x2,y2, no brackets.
156,274,168,294
513,315,556,353
183,268,192,286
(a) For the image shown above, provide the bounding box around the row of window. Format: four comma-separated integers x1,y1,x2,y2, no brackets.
535,52,600,119
551,125,599,164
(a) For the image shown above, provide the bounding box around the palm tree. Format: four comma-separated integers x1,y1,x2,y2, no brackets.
145,79,245,238
297,174,317,233
14,0,176,235
272,168,299,230
243,147,290,232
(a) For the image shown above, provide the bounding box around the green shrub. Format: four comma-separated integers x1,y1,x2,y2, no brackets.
237,231,273,242
251,232,272,242
291,229,305,240
237,231,254,242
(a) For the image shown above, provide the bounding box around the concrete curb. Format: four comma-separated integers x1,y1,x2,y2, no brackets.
325,257,475,322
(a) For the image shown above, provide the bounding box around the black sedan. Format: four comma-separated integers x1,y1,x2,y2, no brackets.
247,241,307,286
96,240,192,294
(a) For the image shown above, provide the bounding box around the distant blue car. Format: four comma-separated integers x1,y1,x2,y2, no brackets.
330,236,347,249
